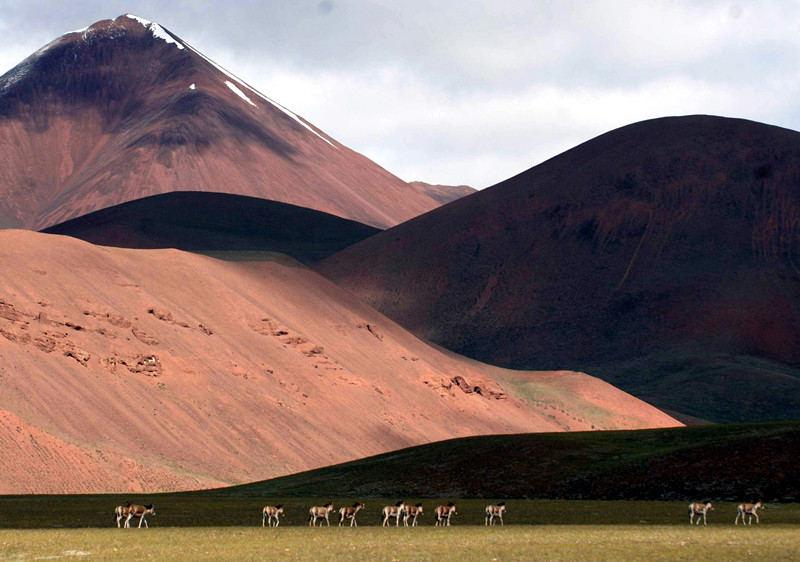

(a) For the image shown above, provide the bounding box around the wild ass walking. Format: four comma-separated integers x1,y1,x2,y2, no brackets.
688,502,714,525
308,503,335,526
114,504,131,528
434,502,457,526
485,502,507,526
338,502,365,526
735,501,765,525
262,505,285,527
402,504,423,527
381,501,406,526
124,504,155,528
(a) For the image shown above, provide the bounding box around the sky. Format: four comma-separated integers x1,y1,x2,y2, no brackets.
1,1,799,189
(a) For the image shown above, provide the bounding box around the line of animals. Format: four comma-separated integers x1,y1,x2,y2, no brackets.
688,501,766,526
113,500,768,528
112,501,506,528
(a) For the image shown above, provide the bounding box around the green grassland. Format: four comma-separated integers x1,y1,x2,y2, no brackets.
1,498,798,529
2,526,799,561
2,423,799,559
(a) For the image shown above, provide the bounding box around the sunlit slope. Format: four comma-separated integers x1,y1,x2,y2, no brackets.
0,230,676,493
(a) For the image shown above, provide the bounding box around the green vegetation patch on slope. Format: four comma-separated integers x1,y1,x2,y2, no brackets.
586,350,800,423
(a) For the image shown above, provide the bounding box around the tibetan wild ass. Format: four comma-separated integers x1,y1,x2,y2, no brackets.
485,502,507,526
124,504,155,528
403,503,424,527
339,502,365,526
262,505,285,527
308,503,335,526
688,502,714,526
381,501,406,526
735,501,765,525
434,502,457,526
114,504,131,528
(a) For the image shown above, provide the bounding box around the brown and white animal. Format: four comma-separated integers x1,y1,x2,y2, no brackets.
735,501,765,525
485,502,507,526
114,504,131,528
434,502,457,526
381,501,406,526
308,503,335,526
339,502,365,526
124,504,155,528
688,502,714,525
402,503,423,527
262,505,285,527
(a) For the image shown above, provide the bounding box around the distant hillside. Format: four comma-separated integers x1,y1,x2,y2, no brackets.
43,192,380,264
223,422,800,501
320,116,800,423
409,181,476,204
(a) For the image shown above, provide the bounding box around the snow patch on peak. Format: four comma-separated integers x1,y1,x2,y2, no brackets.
181,41,337,148
189,83,196,90
125,14,152,26
124,14,185,50
66,25,90,35
225,81,256,107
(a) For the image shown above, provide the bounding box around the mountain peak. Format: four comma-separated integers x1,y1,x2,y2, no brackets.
0,16,443,230
117,14,185,50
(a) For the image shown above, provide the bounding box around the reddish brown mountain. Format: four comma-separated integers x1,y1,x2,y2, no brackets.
42,192,380,264
409,181,477,204
0,15,441,230
320,116,800,423
0,230,677,493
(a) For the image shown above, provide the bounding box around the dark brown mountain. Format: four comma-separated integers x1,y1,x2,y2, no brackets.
319,115,800,423
0,14,441,230
409,181,477,204
42,191,380,264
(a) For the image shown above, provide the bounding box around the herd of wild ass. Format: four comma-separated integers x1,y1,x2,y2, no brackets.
112,501,506,528
112,500,769,528
688,501,767,526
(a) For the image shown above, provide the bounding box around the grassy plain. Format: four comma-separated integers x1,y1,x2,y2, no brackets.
1,525,799,561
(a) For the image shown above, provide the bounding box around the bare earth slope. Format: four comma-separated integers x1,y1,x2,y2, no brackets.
320,116,800,423
42,191,381,264
0,15,440,230
0,230,677,493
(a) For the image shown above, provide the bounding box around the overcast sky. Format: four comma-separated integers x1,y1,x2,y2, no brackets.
2,1,799,189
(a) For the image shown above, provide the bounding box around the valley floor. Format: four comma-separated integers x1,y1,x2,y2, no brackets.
1,526,799,561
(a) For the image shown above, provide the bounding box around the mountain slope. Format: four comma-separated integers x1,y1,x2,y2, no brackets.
319,116,800,423
42,192,381,264
0,230,677,493
409,181,477,204
0,14,440,230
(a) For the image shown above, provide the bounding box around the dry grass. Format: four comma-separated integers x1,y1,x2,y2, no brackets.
1,526,799,561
